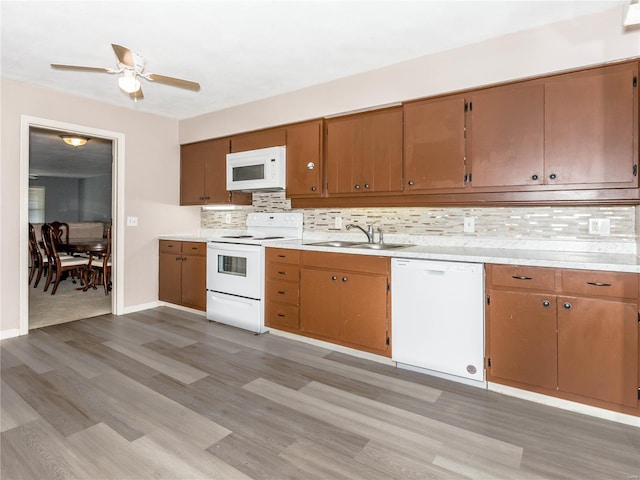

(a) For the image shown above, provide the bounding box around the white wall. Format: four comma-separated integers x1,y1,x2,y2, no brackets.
0,79,201,336
180,6,639,143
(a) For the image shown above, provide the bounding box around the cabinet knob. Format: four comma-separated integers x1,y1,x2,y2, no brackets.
563,302,572,310
331,275,337,281
354,184,360,189
364,184,370,189
542,300,551,308
408,180,414,186
342,277,348,282
531,174,539,181
549,173,557,180
307,162,315,170
311,186,316,191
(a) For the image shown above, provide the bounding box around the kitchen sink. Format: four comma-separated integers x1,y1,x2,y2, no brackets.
306,240,364,248
306,241,410,250
347,243,410,250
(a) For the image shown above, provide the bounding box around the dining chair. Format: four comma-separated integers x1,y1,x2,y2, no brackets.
41,223,90,295
88,225,112,295
50,221,70,248
28,223,48,287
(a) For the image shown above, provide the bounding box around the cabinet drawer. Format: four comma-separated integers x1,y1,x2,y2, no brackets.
266,280,299,305
266,262,300,282
561,269,638,299
490,264,555,290
160,240,182,254
265,301,299,329
182,242,206,256
266,248,300,265
301,251,389,275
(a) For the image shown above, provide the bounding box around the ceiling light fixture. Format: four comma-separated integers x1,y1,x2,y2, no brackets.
117,72,141,94
624,0,640,26
59,135,90,148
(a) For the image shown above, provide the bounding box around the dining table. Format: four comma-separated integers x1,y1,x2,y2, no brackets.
62,238,109,291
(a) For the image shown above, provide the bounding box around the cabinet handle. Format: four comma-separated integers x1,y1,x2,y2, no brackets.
408,180,414,186
311,186,316,191
531,174,539,181
542,300,551,308
331,275,337,281
512,275,533,280
586,282,612,287
549,173,557,180
277,254,286,258
278,271,286,275
307,162,315,170
354,184,360,189
342,277,348,282
563,302,572,309
277,313,286,318
364,184,370,189
277,291,286,295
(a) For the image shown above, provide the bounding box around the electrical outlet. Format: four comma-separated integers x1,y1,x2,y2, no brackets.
334,216,343,229
126,216,138,227
463,217,475,233
225,213,232,224
589,218,611,236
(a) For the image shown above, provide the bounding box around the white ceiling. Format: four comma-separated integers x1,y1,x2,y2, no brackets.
1,0,626,121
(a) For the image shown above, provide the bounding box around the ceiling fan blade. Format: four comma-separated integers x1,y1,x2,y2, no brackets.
147,73,200,91
111,44,135,68
51,64,114,74
129,87,144,101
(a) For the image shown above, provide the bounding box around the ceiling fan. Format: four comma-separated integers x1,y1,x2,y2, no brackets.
51,44,200,101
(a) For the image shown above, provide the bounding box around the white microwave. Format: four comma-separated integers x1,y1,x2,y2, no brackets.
226,146,286,192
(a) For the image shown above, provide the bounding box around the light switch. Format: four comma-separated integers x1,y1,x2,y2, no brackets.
464,217,475,233
127,216,138,227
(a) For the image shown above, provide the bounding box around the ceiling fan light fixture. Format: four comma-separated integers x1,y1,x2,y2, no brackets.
118,74,141,94
60,135,90,148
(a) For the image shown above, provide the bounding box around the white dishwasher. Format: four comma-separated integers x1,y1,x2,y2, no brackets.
391,258,485,387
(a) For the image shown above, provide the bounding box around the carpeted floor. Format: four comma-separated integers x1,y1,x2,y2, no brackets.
29,275,112,329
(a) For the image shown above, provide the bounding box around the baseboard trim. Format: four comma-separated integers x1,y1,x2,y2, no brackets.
488,382,640,427
122,301,160,315
267,328,395,366
0,328,21,340
157,302,206,316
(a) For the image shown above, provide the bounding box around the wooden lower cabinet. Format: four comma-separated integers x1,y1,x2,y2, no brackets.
299,251,390,356
486,264,640,416
264,248,300,332
159,240,206,311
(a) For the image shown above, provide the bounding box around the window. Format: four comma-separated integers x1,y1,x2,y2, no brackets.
28,186,45,223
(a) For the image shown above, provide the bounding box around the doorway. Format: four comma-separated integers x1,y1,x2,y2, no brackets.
28,127,113,329
19,116,125,335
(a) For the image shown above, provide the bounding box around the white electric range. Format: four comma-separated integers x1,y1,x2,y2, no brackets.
206,212,303,333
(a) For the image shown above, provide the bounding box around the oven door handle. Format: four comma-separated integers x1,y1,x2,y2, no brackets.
209,292,258,306
207,242,262,254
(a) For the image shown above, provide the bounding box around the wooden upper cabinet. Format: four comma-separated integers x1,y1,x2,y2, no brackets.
286,120,323,197
468,82,545,188
544,62,638,187
180,138,251,206
404,95,466,191
326,107,403,194
230,127,286,153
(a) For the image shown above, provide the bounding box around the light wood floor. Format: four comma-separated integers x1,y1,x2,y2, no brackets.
2,307,639,480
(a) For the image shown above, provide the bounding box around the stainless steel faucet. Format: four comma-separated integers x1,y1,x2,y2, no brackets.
346,223,375,243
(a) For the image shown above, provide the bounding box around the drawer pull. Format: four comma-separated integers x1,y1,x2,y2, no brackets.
277,313,286,317
512,275,533,280
278,271,286,275
278,254,286,258
277,291,287,295
586,281,612,287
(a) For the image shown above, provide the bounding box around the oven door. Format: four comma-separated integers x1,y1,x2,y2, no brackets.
207,242,263,299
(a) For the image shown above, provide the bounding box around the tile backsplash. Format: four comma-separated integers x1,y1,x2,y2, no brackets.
201,192,638,250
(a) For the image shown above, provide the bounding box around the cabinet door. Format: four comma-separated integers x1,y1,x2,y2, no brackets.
300,268,340,338
339,272,388,352
326,108,402,194
489,290,557,389
181,251,206,311
286,120,323,197
469,83,544,188
180,142,208,205
230,127,286,152
326,114,362,194
545,63,638,186
557,295,638,407
159,252,182,305
404,96,466,191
